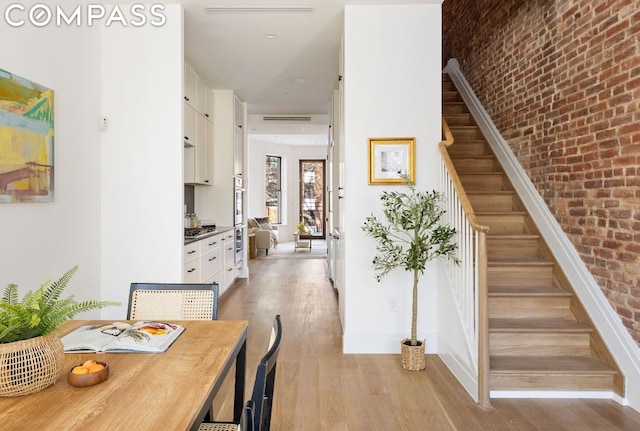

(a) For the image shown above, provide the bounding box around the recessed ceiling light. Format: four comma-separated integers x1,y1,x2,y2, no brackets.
264,33,277,39
289,76,305,84
274,68,285,74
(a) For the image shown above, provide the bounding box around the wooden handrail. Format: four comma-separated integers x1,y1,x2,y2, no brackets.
439,115,489,234
440,114,491,409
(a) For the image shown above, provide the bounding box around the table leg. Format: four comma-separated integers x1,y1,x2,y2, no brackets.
234,339,247,422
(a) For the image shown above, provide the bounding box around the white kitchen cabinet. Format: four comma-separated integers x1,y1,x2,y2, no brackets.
199,90,245,225
194,113,208,184
185,63,210,118
184,64,197,110
200,234,222,282
183,103,197,148
184,63,213,186
196,74,209,119
183,229,240,293
221,230,236,296
233,95,244,178
183,241,201,283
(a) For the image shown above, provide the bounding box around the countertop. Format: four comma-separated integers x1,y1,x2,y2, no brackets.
184,225,234,245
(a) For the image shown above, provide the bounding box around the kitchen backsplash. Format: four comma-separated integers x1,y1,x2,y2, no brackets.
184,185,195,214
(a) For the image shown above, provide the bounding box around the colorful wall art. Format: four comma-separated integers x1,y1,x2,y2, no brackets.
0,69,54,202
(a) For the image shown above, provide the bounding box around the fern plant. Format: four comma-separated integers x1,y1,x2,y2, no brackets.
0,265,120,343
362,175,460,347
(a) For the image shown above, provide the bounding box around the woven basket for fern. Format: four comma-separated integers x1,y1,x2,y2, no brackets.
0,334,64,397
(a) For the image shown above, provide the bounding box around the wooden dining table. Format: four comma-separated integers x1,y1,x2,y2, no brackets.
0,319,248,431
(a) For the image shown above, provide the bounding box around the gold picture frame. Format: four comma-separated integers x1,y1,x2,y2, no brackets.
368,137,415,185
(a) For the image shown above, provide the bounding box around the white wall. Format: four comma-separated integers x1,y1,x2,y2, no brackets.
342,4,443,353
247,138,326,240
0,13,102,308
100,5,184,318
0,4,184,320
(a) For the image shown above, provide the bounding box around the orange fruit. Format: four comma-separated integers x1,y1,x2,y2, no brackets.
88,364,105,373
72,366,89,375
82,359,97,370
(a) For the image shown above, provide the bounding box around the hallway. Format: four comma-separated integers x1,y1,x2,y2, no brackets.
213,256,640,430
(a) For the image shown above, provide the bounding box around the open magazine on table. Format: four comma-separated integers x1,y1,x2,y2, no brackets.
61,321,185,353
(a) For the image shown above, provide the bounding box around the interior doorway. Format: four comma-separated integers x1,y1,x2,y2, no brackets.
299,159,326,238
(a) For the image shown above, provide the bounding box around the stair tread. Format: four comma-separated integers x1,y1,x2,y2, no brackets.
489,318,591,332
460,171,503,175
488,257,553,266
490,355,617,374
476,211,527,215
467,190,514,195
450,155,495,160
486,233,540,239
489,285,571,296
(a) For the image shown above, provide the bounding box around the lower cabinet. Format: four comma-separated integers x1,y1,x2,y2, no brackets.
201,235,222,285
183,229,241,295
221,230,236,296
183,241,201,283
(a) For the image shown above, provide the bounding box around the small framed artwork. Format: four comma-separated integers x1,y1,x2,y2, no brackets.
368,137,415,185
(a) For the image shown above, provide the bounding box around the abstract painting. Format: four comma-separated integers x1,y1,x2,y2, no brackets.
0,69,54,202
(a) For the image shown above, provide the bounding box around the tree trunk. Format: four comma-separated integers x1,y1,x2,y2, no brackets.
411,267,418,345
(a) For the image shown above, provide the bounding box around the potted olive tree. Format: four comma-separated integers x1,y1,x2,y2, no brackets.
0,265,119,396
362,176,459,370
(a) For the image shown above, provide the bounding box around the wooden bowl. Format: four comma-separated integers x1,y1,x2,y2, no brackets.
67,361,109,387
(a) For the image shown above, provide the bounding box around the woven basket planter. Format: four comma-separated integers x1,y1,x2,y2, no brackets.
401,338,426,371
0,334,64,397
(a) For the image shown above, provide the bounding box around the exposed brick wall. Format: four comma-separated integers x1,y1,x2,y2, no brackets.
443,0,640,345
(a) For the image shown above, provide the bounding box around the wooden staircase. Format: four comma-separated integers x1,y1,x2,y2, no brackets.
442,75,623,395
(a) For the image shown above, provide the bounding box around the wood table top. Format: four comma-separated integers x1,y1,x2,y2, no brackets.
0,319,248,431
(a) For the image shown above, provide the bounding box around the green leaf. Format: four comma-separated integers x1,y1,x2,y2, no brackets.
1,266,121,343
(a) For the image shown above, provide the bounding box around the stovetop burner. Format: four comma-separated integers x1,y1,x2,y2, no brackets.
184,226,217,239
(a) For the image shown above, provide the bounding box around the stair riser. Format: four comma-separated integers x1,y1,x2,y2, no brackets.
468,194,514,212
488,266,553,286
442,103,468,114
489,297,572,319
476,214,526,233
490,333,591,356
444,114,474,126
487,238,539,258
450,127,484,140
442,81,456,92
459,174,506,191
452,158,498,172
447,144,490,157
490,374,615,391
443,91,461,102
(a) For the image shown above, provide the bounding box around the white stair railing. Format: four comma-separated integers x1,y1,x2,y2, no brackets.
439,117,490,408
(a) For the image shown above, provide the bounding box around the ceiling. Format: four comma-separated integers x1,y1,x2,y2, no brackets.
180,0,434,145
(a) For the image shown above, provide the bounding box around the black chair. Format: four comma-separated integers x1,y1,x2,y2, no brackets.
199,315,283,431
127,282,219,320
197,400,255,431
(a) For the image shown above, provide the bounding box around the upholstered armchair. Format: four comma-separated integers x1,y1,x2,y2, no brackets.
248,217,278,255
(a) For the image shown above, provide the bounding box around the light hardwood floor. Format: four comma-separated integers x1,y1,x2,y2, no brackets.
212,253,640,430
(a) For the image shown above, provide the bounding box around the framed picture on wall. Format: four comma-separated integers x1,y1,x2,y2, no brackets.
0,69,55,202
368,137,415,185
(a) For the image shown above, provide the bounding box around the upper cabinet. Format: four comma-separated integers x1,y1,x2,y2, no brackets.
196,90,245,226
184,63,213,186
233,95,245,178
184,64,197,109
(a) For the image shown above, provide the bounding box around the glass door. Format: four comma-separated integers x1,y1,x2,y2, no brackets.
299,160,325,238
